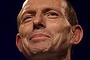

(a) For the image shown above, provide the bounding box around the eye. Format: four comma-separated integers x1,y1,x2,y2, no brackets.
22,14,34,22
46,11,59,19
24,16,32,20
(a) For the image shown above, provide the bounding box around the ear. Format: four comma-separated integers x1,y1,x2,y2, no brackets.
70,25,83,44
16,33,23,52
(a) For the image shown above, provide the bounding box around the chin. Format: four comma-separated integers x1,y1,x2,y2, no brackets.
28,38,53,55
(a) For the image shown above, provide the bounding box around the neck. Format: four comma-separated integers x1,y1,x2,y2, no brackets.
28,49,71,60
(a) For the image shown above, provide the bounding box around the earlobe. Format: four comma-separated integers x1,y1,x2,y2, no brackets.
16,33,22,52
70,25,83,45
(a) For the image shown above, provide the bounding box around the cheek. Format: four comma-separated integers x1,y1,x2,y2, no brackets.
46,21,64,47
46,20,71,51
19,23,33,37
21,38,31,56
52,30,71,52
46,18,71,38
46,21,63,36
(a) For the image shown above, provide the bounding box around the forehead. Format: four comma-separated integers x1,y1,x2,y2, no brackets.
22,0,63,10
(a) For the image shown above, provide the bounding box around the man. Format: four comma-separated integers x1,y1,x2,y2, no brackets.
16,0,83,60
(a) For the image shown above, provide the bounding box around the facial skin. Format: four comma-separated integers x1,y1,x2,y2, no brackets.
16,0,83,60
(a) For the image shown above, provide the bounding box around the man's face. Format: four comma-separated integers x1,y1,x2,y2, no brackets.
17,0,72,57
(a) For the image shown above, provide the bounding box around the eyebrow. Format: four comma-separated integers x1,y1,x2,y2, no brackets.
20,9,36,20
42,8,64,18
42,8,63,14
20,7,63,19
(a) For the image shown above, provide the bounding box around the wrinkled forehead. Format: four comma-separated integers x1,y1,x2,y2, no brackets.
22,0,66,10
17,0,68,28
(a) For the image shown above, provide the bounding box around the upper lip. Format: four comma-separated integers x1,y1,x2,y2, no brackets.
30,33,50,40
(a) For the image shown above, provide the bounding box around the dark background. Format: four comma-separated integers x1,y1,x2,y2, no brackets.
0,0,89,60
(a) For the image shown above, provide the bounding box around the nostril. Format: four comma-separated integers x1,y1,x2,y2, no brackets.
33,23,45,29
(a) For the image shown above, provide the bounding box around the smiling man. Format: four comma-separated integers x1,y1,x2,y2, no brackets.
16,0,83,60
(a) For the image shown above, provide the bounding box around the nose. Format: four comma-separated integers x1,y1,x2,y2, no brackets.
33,12,46,29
